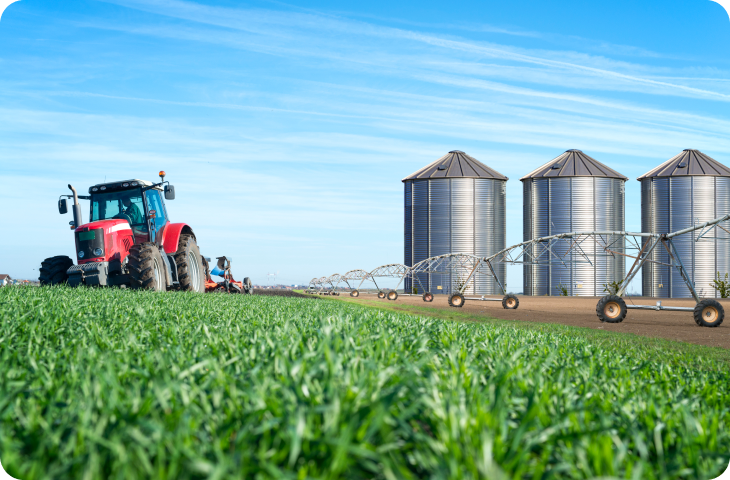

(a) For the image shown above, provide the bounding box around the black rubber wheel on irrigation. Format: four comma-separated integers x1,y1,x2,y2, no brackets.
39,255,74,286
448,293,465,308
596,295,627,323
694,299,724,327
128,243,166,291
502,294,519,309
350,290,360,297
378,291,386,299
387,290,398,301
422,292,433,302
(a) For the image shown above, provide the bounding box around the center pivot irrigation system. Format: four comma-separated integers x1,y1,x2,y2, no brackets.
309,213,730,328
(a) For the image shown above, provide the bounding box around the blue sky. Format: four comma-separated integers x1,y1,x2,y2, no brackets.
1,0,729,289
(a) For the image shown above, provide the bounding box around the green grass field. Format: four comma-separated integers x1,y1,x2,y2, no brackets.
1,287,728,479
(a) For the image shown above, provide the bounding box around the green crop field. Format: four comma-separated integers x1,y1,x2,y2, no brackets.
1,287,729,479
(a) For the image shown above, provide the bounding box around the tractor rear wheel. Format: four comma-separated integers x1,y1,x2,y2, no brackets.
174,234,205,292
694,299,724,327
128,243,166,291
39,255,73,285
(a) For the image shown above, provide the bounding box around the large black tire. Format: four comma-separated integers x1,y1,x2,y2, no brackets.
350,289,360,297
694,299,724,327
387,290,398,301
423,292,433,302
448,293,465,308
243,277,253,294
174,234,205,292
502,294,519,309
596,295,627,323
128,243,166,291
377,291,386,299
39,255,73,285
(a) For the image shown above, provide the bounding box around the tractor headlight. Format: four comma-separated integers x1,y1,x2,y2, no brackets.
78,251,85,258
131,182,138,186
123,183,129,187
93,248,103,257
100,186,106,191
92,187,98,192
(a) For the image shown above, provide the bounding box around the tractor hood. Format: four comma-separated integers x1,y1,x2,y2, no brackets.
74,219,134,264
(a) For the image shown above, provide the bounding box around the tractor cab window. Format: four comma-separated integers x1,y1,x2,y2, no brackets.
90,189,149,241
144,189,168,242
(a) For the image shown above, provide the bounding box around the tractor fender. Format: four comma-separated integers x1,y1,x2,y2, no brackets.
161,223,196,254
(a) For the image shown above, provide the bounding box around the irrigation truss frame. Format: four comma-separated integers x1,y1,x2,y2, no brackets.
310,213,730,325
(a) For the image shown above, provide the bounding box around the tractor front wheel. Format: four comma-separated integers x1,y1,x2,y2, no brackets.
128,243,166,291
175,234,205,292
39,255,73,286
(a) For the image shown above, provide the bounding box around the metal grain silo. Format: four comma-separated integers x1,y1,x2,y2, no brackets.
522,150,627,296
639,149,730,298
404,150,507,295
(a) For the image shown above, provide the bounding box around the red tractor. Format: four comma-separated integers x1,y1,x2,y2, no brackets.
39,172,206,292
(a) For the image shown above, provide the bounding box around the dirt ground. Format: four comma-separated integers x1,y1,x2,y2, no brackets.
344,294,730,349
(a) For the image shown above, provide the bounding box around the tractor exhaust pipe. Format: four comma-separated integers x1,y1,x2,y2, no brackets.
68,184,83,228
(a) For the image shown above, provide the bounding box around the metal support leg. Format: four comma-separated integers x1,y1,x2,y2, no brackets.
458,261,482,294
485,259,506,295
666,238,700,303
617,236,661,296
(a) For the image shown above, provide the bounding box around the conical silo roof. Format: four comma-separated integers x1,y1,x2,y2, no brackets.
637,149,730,180
402,150,508,182
520,149,627,181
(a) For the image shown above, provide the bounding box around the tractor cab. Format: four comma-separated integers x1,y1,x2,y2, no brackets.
85,178,175,245
42,172,205,292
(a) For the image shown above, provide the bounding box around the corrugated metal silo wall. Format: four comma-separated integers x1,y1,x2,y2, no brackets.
523,177,625,296
404,178,505,295
641,177,730,298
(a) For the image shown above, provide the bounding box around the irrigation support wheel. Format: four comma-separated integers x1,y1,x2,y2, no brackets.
39,255,73,286
422,292,433,302
596,295,627,323
502,294,519,309
378,291,386,299
448,293,465,308
350,290,360,297
387,290,398,301
128,243,166,291
694,299,724,327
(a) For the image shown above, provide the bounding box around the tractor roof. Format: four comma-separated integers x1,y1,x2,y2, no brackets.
88,179,162,193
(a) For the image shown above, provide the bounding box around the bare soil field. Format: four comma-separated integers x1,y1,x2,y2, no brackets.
253,289,317,298
343,294,730,349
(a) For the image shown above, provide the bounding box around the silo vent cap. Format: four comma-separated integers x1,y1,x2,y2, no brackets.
448,150,464,153
677,163,686,168
438,164,447,170
551,164,561,170
566,149,583,152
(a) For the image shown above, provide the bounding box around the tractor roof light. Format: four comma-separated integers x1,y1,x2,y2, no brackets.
159,171,166,181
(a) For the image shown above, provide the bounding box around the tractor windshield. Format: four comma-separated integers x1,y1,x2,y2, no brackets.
90,189,146,229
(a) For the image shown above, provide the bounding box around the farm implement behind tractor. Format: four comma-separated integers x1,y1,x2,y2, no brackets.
204,256,253,294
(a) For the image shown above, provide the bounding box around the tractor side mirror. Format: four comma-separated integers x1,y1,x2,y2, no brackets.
164,185,175,200
58,198,68,214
